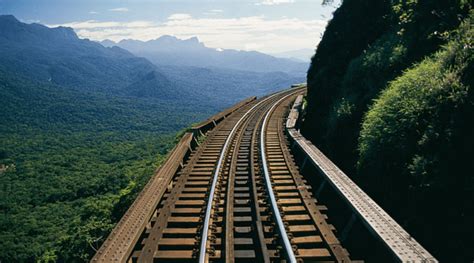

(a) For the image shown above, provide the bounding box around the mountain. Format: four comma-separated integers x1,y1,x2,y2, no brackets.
302,1,472,261
100,39,116,47
101,36,308,74
0,15,304,107
271,48,315,62
0,15,171,96
0,14,78,43
125,71,177,99
0,14,307,262
156,65,303,106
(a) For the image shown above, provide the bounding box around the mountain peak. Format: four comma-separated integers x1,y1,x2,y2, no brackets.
110,33,307,73
0,14,19,23
101,39,117,47
186,36,199,43
52,26,78,40
156,35,179,41
0,14,21,30
0,14,78,41
152,35,203,46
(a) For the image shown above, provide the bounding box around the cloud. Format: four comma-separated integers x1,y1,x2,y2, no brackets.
89,11,98,15
108,7,129,12
53,20,154,29
257,0,295,5
50,15,327,53
245,43,265,50
167,13,192,20
203,9,224,16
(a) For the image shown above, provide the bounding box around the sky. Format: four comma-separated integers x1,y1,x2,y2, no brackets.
0,0,339,54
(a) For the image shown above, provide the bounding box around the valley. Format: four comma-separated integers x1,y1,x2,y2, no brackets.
1,0,472,261
0,14,307,261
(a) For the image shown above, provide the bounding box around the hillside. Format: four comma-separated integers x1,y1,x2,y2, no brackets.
0,68,215,262
302,0,472,261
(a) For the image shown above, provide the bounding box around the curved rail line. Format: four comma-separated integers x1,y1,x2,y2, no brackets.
93,88,352,262
198,90,290,262
93,85,435,263
259,93,299,263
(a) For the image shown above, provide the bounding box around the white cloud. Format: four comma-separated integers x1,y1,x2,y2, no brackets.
50,15,327,53
108,7,129,12
245,43,265,51
89,11,98,15
204,9,224,16
257,0,295,5
52,20,154,29
167,13,192,20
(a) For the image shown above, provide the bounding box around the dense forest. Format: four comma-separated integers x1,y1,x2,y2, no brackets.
1,1,472,261
0,69,212,262
0,14,306,262
0,15,211,262
303,0,473,261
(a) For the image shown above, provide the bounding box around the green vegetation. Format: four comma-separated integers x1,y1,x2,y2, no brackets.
305,0,470,173
0,70,208,262
358,17,473,260
0,15,302,262
304,0,473,261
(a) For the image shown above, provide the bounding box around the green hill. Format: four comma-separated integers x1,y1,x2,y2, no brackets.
303,1,472,261
0,68,212,262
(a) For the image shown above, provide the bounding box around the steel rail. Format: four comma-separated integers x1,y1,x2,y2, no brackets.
224,104,264,262
260,92,299,263
224,113,248,262
249,112,271,263
198,90,290,263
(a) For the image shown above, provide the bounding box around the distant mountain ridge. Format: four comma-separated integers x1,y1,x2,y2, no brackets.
0,14,307,262
101,36,308,74
0,14,305,108
0,15,169,97
271,48,315,62
0,14,78,43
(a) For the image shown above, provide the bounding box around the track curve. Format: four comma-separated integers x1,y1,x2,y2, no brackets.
93,87,351,262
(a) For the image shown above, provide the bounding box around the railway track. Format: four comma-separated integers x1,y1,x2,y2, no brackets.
93,88,352,262
93,85,438,262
